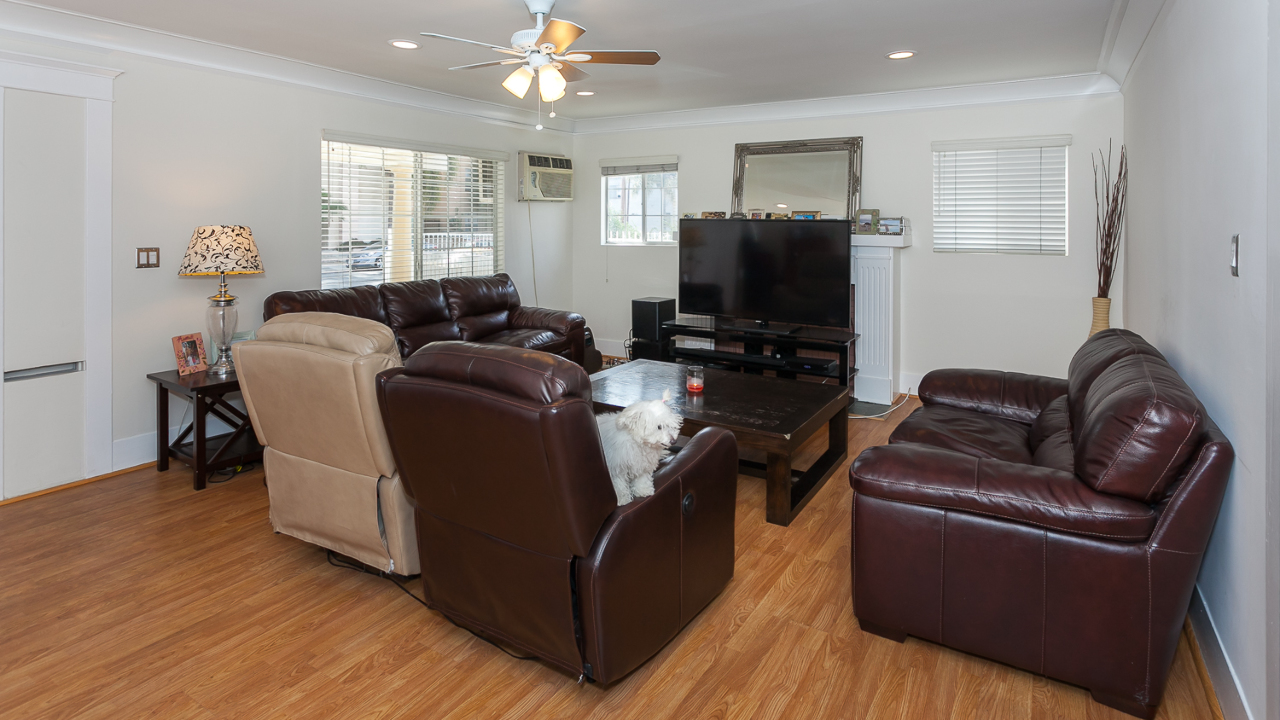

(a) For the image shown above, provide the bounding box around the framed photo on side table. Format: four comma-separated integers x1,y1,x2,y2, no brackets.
173,333,208,376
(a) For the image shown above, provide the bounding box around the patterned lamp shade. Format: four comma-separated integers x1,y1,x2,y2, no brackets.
177,225,264,276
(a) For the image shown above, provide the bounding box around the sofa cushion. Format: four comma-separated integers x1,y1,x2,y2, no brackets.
1075,354,1204,502
441,273,521,320
262,285,387,324
919,369,1068,424
379,280,461,356
852,443,1158,541
889,405,1034,465
1029,395,1070,450
481,327,566,351
1067,329,1166,436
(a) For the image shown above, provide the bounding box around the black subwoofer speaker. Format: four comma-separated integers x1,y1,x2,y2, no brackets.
632,297,675,342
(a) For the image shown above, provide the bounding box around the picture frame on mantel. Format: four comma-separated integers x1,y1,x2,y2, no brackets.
856,208,880,235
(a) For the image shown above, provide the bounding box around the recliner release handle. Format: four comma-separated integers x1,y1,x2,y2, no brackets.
682,492,696,516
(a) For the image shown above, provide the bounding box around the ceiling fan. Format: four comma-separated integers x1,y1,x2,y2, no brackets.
420,0,660,105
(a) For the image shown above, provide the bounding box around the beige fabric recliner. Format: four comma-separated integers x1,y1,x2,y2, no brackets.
232,312,419,575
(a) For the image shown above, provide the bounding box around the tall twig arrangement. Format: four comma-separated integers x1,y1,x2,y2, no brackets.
1093,142,1128,298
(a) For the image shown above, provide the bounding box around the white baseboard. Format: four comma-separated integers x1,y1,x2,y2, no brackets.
1189,584,1253,720
597,339,627,358
112,413,240,471
899,372,926,396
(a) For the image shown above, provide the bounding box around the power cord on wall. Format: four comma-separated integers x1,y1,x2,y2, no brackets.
527,201,540,306
325,550,538,662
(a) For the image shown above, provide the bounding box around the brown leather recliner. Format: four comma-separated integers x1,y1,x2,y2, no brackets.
262,273,587,366
849,329,1233,719
377,342,738,683
233,312,419,575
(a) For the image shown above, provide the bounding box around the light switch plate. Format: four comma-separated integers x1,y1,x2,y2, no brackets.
137,247,160,268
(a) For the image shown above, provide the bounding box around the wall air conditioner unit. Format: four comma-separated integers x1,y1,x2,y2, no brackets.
518,151,574,202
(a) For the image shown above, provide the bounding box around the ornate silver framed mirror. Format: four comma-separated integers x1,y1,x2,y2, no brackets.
731,137,863,220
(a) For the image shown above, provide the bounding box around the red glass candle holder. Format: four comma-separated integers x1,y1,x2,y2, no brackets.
686,365,705,394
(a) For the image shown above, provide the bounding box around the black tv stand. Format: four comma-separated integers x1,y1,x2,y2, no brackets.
659,316,857,388
724,319,800,336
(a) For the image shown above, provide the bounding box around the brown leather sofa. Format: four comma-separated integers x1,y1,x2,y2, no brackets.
263,273,587,366
232,312,418,575
377,342,738,683
849,329,1233,719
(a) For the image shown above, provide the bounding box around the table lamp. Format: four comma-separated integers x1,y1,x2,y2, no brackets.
178,225,263,375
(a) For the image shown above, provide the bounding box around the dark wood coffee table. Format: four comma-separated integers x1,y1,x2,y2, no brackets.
591,360,849,526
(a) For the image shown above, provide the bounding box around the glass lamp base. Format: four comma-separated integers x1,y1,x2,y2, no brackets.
206,292,239,377
208,346,235,375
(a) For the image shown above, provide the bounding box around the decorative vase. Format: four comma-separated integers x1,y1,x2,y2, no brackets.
1090,297,1111,337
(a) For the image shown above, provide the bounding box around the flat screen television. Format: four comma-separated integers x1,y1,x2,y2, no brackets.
679,218,851,329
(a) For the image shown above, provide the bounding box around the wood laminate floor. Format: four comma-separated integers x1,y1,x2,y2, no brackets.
0,398,1219,719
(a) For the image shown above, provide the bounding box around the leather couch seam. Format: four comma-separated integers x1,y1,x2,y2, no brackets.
1142,407,1201,502
855,493,1152,541
1149,442,1214,544
856,475,1156,519
1094,399,1154,493
1040,530,1047,675
939,511,946,643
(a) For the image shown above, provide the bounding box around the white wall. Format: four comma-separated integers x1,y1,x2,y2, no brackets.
571,95,1124,388
0,35,576,468
1122,0,1270,716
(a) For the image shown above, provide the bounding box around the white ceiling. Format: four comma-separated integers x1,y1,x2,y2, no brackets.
13,0,1118,120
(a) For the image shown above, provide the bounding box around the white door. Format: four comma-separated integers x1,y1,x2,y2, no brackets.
2,89,87,498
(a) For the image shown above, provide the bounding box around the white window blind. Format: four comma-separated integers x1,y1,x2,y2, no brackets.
933,141,1068,255
601,155,678,245
321,139,504,289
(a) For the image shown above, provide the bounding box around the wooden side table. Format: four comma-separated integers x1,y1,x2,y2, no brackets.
147,369,264,490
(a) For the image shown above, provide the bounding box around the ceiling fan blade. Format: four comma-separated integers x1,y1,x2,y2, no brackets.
569,51,661,65
536,19,585,53
556,62,590,83
448,60,514,70
420,33,519,54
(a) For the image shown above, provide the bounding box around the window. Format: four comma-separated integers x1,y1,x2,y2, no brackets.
932,135,1069,255
602,157,678,244
321,136,505,289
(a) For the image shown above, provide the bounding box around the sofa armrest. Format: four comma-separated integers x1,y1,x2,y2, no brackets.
577,427,737,683
919,368,1068,423
509,305,586,336
850,443,1157,541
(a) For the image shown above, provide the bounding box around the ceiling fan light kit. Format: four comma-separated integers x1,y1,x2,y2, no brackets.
418,0,659,127
502,66,534,98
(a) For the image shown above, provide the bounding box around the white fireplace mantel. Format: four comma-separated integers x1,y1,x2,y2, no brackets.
851,234,905,405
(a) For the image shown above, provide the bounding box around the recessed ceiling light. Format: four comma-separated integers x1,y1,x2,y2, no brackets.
776,204,788,208
886,50,915,60
576,91,595,96
390,40,420,50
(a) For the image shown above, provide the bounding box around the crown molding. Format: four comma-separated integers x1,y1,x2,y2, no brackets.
0,0,574,133
1098,0,1167,85
0,48,119,100
570,73,1121,135
0,0,1127,137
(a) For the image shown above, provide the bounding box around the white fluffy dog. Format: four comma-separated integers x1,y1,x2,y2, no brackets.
596,389,684,505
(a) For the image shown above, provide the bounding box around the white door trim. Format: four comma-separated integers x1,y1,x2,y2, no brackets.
0,54,117,499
